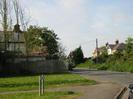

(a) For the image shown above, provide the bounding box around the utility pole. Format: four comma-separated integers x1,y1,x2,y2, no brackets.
96,38,99,63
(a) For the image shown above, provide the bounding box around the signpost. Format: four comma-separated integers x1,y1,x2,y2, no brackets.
39,74,44,96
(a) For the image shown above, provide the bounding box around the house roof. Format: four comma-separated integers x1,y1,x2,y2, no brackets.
107,42,125,51
107,44,116,49
113,43,125,50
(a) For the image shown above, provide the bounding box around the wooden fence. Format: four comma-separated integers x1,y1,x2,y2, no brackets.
0,57,68,76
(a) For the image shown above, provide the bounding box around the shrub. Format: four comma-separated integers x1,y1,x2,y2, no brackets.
97,64,108,70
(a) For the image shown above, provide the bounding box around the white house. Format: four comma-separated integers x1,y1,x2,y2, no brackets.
106,40,125,55
92,40,125,57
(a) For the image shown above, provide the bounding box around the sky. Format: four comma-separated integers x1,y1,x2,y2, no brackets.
2,0,133,57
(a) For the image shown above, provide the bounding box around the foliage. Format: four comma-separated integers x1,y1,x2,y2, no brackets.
92,46,108,64
77,37,133,72
76,59,93,68
68,46,84,70
98,37,133,72
97,52,108,63
26,26,59,59
41,28,59,59
72,46,84,65
58,43,67,60
125,37,133,56
99,46,108,55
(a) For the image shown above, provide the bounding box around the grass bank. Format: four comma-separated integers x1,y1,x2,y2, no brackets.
76,57,133,73
76,60,93,69
0,74,96,92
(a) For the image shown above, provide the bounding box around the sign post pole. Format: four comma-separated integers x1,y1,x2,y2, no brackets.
39,75,41,96
39,74,44,96
42,75,44,94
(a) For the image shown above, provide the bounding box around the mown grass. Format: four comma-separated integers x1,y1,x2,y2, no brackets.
76,60,93,69
0,74,96,92
0,91,79,99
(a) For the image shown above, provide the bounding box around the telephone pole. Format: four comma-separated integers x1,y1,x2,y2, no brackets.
96,38,99,63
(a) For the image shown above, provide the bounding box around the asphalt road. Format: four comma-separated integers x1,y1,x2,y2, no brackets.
71,68,133,98
72,68,133,86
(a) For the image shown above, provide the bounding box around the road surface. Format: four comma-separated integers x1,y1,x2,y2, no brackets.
72,68,133,86
71,68,133,98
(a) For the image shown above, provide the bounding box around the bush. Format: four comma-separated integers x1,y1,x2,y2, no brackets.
68,46,84,70
97,64,108,70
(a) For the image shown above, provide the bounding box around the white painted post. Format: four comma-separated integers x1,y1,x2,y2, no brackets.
39,74,44,96
42,75,44,94
39,75,41,96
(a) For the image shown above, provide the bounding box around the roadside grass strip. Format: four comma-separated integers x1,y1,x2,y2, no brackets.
0,74,96,92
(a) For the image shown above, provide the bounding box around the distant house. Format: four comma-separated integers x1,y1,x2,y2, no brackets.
106,40,125,55
0,25,48,57
93,48,101,58
92,40,125,57
92,47,106,58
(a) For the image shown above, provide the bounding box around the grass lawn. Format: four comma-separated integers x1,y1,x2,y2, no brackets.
76,60,93,68
0,91,79,99
0,74,96,92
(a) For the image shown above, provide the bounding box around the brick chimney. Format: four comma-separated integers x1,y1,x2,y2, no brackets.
13,24,22,33
106,42,109,46
115,40,119,45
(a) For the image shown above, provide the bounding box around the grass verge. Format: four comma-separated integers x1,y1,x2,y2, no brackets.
76,60,93,68
0,74,96,92
0,91,79,99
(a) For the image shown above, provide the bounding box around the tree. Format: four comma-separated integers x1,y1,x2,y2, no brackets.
26,25,59,59
41,27,59,59
58,43,66,60
0,0,10,50
73,46,84,65
125,37,133,55
68,46,84,67
97,46,108,63
0,0,29,51
13,0,30,31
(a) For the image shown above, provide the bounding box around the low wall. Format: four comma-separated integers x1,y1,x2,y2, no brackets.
0,58,68,76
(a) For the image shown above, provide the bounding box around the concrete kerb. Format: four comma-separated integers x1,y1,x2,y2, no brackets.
114,86,127,99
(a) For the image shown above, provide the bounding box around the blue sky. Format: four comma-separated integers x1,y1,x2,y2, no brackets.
21,0,133,57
